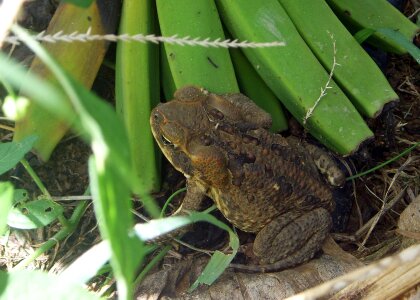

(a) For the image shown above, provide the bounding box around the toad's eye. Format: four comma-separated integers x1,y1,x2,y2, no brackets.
161,135,173,146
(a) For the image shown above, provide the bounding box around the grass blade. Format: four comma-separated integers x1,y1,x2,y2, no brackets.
3,25,161,299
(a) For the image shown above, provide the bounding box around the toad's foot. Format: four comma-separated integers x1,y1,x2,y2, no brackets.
230,208,331,273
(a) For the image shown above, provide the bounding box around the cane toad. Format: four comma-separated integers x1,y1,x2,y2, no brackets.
150,86,345,272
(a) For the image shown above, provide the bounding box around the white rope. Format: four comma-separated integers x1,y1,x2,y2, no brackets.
3,27,286,49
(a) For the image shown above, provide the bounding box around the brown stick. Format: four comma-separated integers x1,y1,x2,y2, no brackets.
286,243,420,300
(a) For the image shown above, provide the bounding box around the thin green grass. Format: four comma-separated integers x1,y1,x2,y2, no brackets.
347,141,420,181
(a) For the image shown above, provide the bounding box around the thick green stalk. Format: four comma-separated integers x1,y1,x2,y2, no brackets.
326,0,419,54
157,0,239,94
116,0,161,194
216,0,373,155
279,0,399,118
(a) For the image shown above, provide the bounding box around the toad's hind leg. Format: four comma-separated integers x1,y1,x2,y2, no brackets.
251,208,331,272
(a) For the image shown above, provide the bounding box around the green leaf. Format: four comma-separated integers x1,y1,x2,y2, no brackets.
12,189,29,205
0,135,37,175
0,182,14,235
189,251,235,291
187,211,239,291
0,270,100,300
355,28,420,63
61,0,94,8
354,28,376,44
376,28,420,63
7,198,64,229
89,156,142,300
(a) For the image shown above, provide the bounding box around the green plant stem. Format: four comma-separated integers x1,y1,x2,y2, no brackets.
20,158,50,197
202,205,217,214
20,158,70,227
160,187,187,217
98,273,116,298
12,199,88,271
96,263,113,276
346,141,420,181
133,245,172,286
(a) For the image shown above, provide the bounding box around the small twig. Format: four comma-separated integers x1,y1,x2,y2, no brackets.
407,187,416,201
395,137,419,147
51,195,93,201
345,159,364,229
173,238,214,256
303,32,340,125
360,238,401,264
408,7,420,20
364,183,384,203
0,123,14,131
354,155,416,246
330,233,356,242
355,187,406,242
383,156,411,200
398,76,420,97
3,28,286,49
332,187,407,244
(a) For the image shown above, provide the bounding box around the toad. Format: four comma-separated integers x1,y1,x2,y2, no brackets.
150,86,345,272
